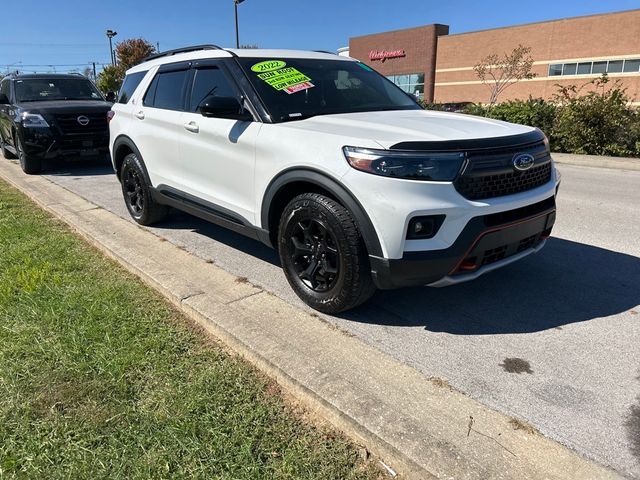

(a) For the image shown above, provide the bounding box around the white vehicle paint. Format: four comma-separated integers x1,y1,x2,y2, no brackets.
109,46,559,313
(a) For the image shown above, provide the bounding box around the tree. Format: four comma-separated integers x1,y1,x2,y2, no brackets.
474,45,536,105
96,38,156,93
96,65,122,93
115,38,156,71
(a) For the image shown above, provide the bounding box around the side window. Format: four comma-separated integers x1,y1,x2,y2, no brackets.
189,67,237,113
118,71,147,104
143,69,189,111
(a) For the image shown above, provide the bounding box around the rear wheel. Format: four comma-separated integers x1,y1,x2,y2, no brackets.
15,134,41,174
278,193,375,314
120,153,168,225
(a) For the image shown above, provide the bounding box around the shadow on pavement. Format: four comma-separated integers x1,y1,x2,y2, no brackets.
44,157,114,177
343,237,640,334
157,210,281,266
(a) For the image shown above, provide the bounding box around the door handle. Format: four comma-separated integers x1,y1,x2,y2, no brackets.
183,121,199,133
134,110,145,120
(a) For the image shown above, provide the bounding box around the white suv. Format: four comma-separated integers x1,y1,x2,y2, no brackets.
109,45,559,313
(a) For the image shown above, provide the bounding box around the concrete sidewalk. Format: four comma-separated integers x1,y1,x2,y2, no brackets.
552,152,640,171
0,158,623,480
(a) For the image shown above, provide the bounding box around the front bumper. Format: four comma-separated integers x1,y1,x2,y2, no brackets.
369,197,556,289
20,127,109,160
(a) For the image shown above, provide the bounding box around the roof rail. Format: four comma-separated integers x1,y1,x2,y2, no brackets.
313,50,337,55
143,44,225,62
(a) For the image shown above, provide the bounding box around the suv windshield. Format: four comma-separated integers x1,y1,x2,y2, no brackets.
238,58,421,122
15,78,104,102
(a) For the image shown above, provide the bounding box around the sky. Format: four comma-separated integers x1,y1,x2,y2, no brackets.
1,0,638,75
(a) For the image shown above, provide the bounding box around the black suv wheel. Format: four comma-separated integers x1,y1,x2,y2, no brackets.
120,153,169,225
15,134,41,174
0,135,17,159
278,193,375,314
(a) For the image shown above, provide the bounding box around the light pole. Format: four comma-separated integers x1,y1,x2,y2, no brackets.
234,0,245,49
106,29,118,66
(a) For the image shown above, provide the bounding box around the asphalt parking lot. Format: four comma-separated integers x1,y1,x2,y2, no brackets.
21,158,640,478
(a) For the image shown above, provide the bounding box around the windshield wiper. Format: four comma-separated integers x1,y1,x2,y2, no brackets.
278,113,320,122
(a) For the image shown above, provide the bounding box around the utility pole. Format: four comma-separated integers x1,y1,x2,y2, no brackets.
106,29,118,66
92,62,97,81
156,41,160,53
234,0,246,49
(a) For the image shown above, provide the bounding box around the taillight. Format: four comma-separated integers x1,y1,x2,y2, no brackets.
107,110,115,123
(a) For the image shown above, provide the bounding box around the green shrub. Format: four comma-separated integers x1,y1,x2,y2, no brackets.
475,98,557,138
552,76,640,156
457,76,640,157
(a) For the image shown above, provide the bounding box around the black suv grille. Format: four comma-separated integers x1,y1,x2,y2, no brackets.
54,114,108,135
454,140,552,200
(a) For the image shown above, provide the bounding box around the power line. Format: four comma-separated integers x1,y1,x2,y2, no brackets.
0,63,110,67
0,42,104,47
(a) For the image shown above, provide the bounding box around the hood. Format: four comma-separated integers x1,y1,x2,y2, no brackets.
282,109,535,149
17,100,112,115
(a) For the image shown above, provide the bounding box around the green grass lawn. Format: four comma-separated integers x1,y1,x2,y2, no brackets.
0,180,379,479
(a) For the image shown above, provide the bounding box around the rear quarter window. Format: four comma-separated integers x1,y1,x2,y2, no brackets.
143,69,189,111
118,71,147,104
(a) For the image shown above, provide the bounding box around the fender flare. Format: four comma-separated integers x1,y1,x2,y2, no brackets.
261,168,383,257
112,135,152,184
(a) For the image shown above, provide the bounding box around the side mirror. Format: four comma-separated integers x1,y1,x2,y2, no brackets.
0,93,9,104
105,91,117,103
199,96,252,121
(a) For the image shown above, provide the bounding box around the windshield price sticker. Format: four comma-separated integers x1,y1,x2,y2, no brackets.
253,61,315,94
251,60,287,72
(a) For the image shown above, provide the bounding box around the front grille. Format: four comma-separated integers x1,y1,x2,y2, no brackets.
456,162,552,200
53,114,108,135
454,140,553,200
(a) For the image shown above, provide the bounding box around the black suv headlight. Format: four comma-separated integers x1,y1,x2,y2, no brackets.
343,146,465,181
21,113,50,128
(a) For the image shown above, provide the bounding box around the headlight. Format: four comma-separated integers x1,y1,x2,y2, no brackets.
343,146,465,181
21,113,49,128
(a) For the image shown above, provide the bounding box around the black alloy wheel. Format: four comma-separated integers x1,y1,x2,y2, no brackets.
123,167,145,217
15,134,41,174
120,153,168,225
288,217,340,292
278,193,376,314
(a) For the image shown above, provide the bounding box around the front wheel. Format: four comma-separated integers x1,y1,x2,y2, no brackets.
120,153,169,225
15,134,41,174
278,193,376,314
0,134,17,159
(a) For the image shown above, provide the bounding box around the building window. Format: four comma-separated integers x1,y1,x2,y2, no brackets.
549,64,563,76
607,60,624,73
623,59,640,73
577,62,592,74
548,58,640,76
386,73,425,99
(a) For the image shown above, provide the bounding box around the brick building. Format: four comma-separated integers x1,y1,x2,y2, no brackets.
348,9,640,105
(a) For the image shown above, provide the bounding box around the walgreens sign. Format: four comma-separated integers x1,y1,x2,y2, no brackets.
369,49,406,62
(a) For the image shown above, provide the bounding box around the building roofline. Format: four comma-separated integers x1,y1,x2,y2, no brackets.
350,23,449,41
445,8,640,38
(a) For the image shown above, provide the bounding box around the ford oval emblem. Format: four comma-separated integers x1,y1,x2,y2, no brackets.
512,153,535,171
77,115,90,126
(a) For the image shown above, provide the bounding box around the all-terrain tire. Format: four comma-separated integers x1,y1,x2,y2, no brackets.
120,153,169,225
278,193,376,314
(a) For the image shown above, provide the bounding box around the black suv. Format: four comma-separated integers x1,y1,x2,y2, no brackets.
0,73,112,174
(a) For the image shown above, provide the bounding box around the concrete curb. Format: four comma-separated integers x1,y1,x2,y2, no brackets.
0,159,623,480
553,152,640,171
